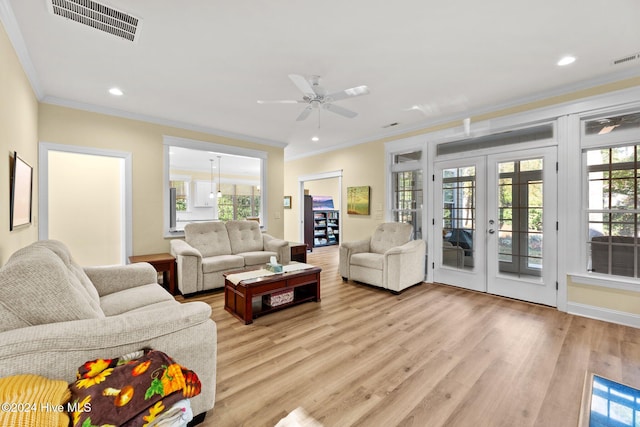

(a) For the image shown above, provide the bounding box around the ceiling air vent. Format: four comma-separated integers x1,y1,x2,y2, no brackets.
49,0,140,42
611,52,640,66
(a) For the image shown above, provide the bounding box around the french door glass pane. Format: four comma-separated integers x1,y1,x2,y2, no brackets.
393,169,423,238
442,167,476,269
497,158,543,278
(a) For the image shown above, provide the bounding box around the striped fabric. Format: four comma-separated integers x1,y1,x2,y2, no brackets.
0,374,71,427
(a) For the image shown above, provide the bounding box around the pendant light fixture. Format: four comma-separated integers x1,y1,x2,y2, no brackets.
208,159,214,199
217,156,222,198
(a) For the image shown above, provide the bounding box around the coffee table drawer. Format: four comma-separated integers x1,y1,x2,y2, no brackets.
287,273,318,287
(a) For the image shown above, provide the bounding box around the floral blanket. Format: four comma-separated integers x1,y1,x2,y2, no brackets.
68,349,201,427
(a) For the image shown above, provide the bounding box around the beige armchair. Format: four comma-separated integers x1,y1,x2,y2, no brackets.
339,222,426,293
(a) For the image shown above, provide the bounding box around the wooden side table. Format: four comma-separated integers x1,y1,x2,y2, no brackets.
129,253,176,295
290,243,307,263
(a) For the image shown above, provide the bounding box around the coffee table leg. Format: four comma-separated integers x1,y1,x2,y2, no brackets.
244,290,253,324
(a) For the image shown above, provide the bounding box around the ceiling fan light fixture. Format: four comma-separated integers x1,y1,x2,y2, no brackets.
345,86,369,96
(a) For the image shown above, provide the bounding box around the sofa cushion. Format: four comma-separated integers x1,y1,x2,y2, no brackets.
370,222,412,254
185,222,232,258
99,284,175,316
0,244,104,333
226,220,263,254
238,251,277,266
351,252,384,270
202,254,245,274
32,240,102,313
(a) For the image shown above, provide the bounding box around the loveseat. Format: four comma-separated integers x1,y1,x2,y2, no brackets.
339,222,426,293
170,220,291,295
0,240,217,420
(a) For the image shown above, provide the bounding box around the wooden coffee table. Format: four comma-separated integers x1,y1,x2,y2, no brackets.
224,265,321,324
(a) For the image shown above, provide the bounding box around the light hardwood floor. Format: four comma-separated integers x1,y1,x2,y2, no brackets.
178,246,640,427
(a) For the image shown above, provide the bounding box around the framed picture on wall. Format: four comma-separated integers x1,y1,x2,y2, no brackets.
347,186,370,215
10,151,33,231
283,196,292,209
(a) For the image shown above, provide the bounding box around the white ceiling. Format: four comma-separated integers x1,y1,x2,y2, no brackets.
3,0,640,160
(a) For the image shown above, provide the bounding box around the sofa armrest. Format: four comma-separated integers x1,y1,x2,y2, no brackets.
0,301,217,416
339,239,371,278
170,239,202,258
170,239,203,294
263,234,291,265
85,263,158,297
384,239,426,292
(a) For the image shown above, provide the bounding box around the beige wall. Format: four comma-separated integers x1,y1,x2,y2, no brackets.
568,278,640,316
0,22,39,265
38,104,285,256
284,142,385,243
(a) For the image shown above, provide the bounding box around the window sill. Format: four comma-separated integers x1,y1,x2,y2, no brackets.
569,273,640,292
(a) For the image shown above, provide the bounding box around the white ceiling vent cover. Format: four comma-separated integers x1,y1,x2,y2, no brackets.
49,0,140,42
611,52,640,66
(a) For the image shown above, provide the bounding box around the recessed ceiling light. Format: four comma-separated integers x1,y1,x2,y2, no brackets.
109,87,124,96
311,136,319,142
557,56,576,66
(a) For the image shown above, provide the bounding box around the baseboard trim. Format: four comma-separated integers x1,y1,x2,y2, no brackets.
567,302,640,328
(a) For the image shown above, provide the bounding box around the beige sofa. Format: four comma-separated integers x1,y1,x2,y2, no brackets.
339,222,426,293
0,240,217,420
170,220,291,295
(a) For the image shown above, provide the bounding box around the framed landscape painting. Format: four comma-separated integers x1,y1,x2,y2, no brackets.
347,186,370,215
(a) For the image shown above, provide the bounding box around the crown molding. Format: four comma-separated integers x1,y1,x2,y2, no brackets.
41,96,289,149
0,0,43,99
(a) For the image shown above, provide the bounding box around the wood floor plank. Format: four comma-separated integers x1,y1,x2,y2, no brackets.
178,246,640,427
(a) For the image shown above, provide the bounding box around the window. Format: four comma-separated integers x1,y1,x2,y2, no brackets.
163,137,266,236
586,144,639,277
218,183,261,221
169,177,190,212
391,150,423,238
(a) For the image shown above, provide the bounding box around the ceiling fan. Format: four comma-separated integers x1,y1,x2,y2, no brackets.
257,74,370,122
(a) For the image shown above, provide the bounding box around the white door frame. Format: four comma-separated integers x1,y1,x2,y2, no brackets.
433,147,558,306
38,142,133,264
297,170,343,244
433,157,488,292
486,146,558,306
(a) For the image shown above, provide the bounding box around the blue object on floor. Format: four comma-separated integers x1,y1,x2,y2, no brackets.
589,375,640,427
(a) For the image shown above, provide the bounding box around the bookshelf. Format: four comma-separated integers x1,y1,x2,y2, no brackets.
313,210,339,247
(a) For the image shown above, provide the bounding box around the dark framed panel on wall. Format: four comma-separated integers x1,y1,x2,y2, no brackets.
10,151,33,231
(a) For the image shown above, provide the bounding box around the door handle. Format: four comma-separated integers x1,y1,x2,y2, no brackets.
488,229,495,234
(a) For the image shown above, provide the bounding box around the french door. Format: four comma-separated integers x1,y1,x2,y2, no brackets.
433,147,557,306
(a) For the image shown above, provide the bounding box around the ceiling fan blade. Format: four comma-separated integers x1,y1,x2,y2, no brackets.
323,103,358,118
288,74,318,96
257,100,304,104
296,105,313,121
325,85,369,102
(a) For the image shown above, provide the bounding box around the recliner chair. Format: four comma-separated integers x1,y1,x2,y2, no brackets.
339,222,426,293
